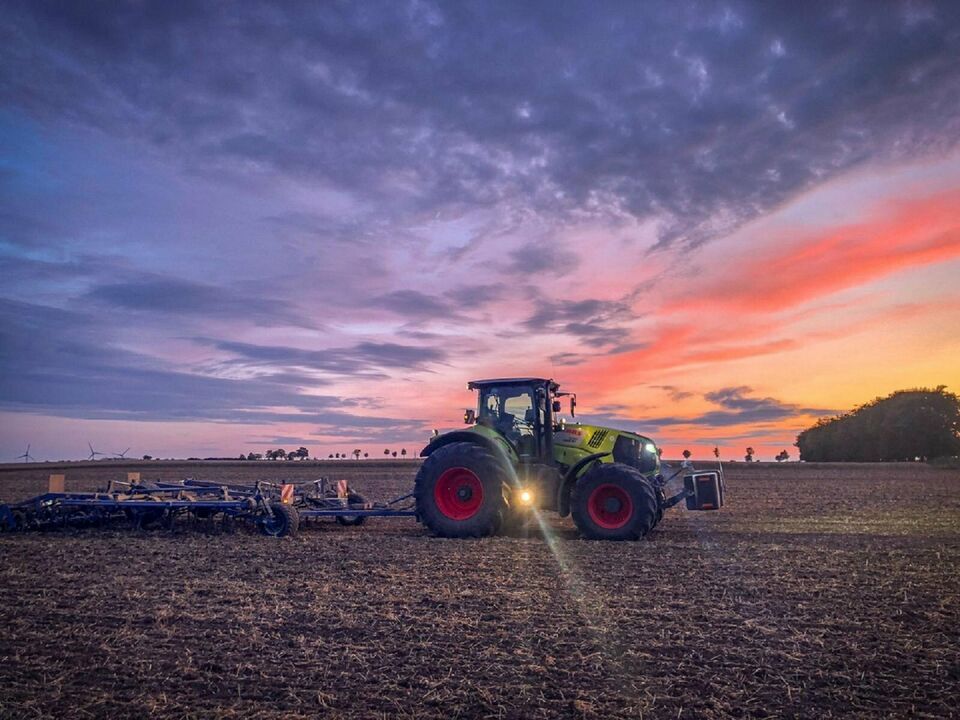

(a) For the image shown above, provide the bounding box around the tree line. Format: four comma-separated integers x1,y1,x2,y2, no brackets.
238,447,410,461
795,386,960,462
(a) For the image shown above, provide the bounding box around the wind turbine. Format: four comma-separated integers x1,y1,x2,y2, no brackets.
16,444,34,462
114,447,131,459
87,442,106,460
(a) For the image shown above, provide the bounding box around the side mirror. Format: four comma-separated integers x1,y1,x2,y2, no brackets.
551,400,562,413
570,395,577,417
464,409,476,424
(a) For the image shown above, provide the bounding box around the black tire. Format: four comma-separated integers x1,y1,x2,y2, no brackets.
260,502,300,537
415,442,508,538
335,492,369,526
571,463,659,540
652,487,666,527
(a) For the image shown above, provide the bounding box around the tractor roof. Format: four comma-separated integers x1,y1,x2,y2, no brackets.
467,377,559,391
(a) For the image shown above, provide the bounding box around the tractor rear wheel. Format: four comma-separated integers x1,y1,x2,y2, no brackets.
415,442,508,538
571,463,658,540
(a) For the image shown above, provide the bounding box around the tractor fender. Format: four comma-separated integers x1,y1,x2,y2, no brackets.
557,451,610,517
420,431,516,469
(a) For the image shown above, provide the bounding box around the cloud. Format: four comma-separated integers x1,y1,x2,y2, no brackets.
653,385,694,401
646,387,834,428
4,1,957,251
444,283,507,306
578,386,834,432
507,242,580,276
366,290,453,319
667,189,960,314
0,299,400,424
523,297,636,346
86,277,314,327
199,338,447,377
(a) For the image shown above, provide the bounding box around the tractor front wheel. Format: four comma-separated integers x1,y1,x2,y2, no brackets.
571,463,658,540
415,442,507,538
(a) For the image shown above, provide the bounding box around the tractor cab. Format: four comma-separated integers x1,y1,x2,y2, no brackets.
465,377,562,464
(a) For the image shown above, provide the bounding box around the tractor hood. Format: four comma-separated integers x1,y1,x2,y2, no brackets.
553,423,660,476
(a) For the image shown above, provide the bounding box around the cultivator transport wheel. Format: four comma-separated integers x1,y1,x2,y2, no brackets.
259,502,300,537
571,463,659,541
415,442,507,538
335,492,370,527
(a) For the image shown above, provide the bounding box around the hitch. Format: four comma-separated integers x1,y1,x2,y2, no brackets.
660,468,725,511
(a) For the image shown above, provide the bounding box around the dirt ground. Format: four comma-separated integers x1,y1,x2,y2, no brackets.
1,460,958,719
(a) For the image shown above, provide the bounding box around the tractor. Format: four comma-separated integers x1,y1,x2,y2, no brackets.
415,377,713,540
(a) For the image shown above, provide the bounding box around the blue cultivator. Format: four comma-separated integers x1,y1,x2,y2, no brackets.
0,476,299,536
0,475,417,537
170,477,417,525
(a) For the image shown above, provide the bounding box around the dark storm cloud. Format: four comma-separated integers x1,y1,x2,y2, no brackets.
3,1,958,250
0,299,425,426
85,277,314,327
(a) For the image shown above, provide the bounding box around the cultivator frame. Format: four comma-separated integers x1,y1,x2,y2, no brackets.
0,476,301,536
0,474,417,536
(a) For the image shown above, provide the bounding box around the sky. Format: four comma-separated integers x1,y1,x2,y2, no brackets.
1,1,959,461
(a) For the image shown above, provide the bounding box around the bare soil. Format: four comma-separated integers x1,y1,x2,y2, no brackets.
1,460,958,719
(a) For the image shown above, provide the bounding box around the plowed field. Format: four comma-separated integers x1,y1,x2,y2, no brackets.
1,460,958,719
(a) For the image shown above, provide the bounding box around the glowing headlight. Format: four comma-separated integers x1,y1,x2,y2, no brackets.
644,443,657,453
519,490,533,505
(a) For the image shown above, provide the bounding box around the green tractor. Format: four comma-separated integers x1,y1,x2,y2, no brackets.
415,377,710,540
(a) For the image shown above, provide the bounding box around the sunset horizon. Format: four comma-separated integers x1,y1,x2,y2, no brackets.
2,2,959,462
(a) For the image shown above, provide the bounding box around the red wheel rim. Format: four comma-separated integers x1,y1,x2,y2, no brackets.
587,483,633,529
434,467,484,520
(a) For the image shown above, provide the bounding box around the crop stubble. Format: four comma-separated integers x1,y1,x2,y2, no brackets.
0,461,957,719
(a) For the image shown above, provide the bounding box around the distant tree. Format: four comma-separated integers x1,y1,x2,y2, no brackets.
682,449,691,459
776,450,790,462
142,455,153,460
401,448,407,458
745,447,755,462
713,446,720,458
363,452,369,458
384,448,390,456
328,453,334,459
352,449,361,460
392,451,398,457
239,454,247,460
656,447,663,458
289,446,306,460
796,386,960,462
